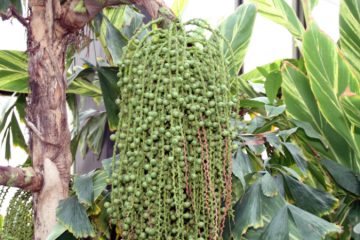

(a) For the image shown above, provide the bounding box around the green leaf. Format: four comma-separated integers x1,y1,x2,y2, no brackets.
67,79,102,97
0,0,22,15
264,71,282,104
98,67,120,130
93,170,108,200
260,206,289,240
56,196,95,238
283,142,307,171
321,159,360,196
247,116,266,133
171,0,188,16
282,62,356,171
303,23,360,171
250,0,305,39
339,0,360,78
46,223,67,240
86,112,107,155
283,174,339,216
291,119,325,145
5,130,11,160
225,176,341,239
278,127,298,141
257,204,341,240
340,95,360,128
287,204,342,239
104,16,128,64
239,99,265,109
218,3,256,76
73,172,95,206
0,0,10,12
122,6,145,39
10,114,26,149
0,50,28,93
265,132,282,150
265,104,286,118
102,156,113,176
225,183,264,237
223,179,285,239
233,148,253,187
15,94,26,121
261,172,278,197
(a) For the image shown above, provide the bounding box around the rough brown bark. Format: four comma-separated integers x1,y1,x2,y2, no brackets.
27,1,72,239
0,0,173,239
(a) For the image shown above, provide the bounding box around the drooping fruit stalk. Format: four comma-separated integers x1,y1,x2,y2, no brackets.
106,19,237,240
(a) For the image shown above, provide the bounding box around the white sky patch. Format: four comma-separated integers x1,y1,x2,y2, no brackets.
0,20,27,51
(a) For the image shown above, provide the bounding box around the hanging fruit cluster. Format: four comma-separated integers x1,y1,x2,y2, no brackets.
106,19,236,240
0,188,33,239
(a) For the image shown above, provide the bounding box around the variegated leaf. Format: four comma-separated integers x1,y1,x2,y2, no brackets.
250,0,304,39
339,0,360,78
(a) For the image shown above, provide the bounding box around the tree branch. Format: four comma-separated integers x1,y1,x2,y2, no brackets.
0,6,29,27
0,166,43,192
59,0,174,34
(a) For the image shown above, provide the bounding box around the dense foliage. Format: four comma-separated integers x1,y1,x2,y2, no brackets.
0,0,359,240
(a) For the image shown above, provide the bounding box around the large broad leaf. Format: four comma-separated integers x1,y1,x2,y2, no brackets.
121,6,145,39
0,50,28,93
0,52,102,98
223,180,285,239
223,174,341,239
96,6,126,62
321,159,360,195
339,0,360,78
104,16,128,65
73,172,95,206
283,142,307,171
75,110,107,157
93,170,108,200
303,23,360,172
98,67,120,130
218,3,256,76
232,147,254,187
259,206,289,240
264,71,282,104
287,204,341,239
250,0,305,39
282,62,357,171
259,204,341,240
291,119,325,146
283,174,338,216
56,196,95,238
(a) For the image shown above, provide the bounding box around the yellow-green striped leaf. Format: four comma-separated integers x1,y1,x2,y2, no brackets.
171,0,188,17
0,50,28,93
303,23,360,167
339,0,360,78
281,62,356,170
218,3,256,76
250,0,305,39
341,95,360,128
